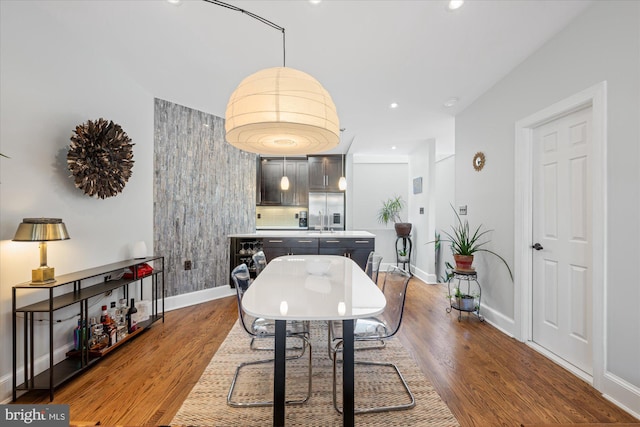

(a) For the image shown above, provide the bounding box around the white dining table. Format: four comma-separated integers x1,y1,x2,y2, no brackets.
242,254,386,427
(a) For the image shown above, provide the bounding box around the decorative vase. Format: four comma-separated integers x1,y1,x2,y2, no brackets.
453,254,474,271
394,222,412,237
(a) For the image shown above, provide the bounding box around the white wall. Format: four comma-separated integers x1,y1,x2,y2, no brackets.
350,156,409,268
407,139,437,282
434,155,456,282
0,2,154,401
455,0,639,413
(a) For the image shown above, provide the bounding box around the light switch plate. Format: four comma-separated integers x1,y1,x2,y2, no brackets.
459,205,468,215
419,207,424,214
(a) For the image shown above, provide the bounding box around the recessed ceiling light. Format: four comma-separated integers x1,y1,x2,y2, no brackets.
309,0,322,4
443,97,459,108
447,0,464,11
391,146,397,150
390,102,399,109
167,0,182,5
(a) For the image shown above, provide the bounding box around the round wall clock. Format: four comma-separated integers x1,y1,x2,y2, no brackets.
67,118,135,199
473,151,486,172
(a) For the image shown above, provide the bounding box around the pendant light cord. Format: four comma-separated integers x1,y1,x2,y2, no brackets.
203,0,286,67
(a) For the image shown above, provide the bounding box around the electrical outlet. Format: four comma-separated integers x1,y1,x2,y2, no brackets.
184,260,192,270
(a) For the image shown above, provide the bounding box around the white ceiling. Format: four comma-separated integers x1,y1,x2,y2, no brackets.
35,0,592,159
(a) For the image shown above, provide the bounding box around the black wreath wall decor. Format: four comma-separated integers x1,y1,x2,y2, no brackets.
67,118,135,199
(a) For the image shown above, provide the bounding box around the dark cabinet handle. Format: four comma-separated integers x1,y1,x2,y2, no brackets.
532,243,543,251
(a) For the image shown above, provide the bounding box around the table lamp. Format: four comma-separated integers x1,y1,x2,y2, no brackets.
13,218,70,285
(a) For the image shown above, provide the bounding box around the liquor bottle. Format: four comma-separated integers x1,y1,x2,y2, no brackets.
100,305,109,324
74,319,82,351
127,298,138,333
89,316,98,342
109,301,117,321
117,298,128,341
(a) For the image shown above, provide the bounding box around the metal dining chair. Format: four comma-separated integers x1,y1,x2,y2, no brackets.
228,263,312,407
364,251,383,286
252,250,267,276
328,252,384,358
330,265,415,414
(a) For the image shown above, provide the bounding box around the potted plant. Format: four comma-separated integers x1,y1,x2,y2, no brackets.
377,195,412,237
451,286,476,311
436,205,513,280
397,248,409,262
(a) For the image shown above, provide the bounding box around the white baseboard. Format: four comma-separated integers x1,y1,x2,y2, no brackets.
602,371,640,419
164,285,235,312
380,263,437,285
0,285,236,403
477,303,516,338
410,265,437,284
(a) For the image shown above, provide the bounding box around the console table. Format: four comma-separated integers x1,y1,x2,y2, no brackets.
12,256,164,401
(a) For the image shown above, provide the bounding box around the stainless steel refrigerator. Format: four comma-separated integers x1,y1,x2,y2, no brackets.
308,192,345,231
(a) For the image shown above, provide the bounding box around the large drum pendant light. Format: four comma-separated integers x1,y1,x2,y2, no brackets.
205,0,339,155
225,67,340,155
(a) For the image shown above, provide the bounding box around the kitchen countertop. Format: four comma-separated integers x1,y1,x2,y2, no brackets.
229,230,375,238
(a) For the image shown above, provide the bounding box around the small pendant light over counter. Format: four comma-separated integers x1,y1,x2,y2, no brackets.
338,129,347,191
338,153,347,191
280,156,290,190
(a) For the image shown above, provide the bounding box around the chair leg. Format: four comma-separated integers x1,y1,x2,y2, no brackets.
332,340,415,414
227,335,312,408
327,324,386,361
250,334,307,354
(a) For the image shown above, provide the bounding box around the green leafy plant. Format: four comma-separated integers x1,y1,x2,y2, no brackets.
0,153,9,158
439,261,454,283
398,248,408,257
435,205,513,280
377,195,405,225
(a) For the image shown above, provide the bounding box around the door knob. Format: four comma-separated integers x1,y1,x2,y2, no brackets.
532,243,543,251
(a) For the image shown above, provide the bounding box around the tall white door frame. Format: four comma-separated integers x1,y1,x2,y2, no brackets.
514,81,607,390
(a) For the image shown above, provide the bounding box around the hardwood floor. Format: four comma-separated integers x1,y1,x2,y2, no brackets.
14,278,639,426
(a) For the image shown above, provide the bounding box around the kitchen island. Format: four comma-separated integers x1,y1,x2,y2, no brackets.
229,231,375,282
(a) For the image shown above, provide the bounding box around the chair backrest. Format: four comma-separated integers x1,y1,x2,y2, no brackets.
364,251,383,286
252,251,267,276
380,265,411,338
230,263,255,335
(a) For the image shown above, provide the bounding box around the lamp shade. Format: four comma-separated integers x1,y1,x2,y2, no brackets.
280,175,290,190
13,218,70,242
338,176,347,191
225,67,340,155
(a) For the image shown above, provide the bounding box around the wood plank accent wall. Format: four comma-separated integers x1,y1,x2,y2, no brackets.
154,98,256,296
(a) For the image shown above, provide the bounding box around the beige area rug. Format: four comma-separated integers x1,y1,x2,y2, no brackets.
172,320,460,427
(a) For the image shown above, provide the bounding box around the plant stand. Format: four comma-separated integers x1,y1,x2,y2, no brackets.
446,269,483,322
395,235,412,275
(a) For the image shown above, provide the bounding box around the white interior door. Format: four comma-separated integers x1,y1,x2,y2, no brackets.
532,105,593,376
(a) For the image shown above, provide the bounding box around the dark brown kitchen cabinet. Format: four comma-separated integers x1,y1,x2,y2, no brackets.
318,237,374,270
262,237,318,262
308,155,343,192
229,236,375,286
282,160,308,206
260,159,284,205
258,158,308,206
